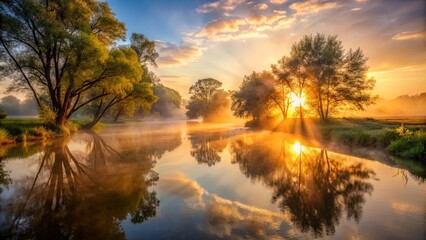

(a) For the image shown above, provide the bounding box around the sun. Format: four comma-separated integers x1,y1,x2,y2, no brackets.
290,92,306,107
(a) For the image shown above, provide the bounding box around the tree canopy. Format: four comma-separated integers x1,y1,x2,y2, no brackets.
186,78,230,122
231,71,292,122
151,84,182,118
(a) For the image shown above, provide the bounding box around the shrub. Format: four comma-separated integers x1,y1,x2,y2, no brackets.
337,132,355,146
388,131,426,162
376,129,400,147
39,104,56,127
0,128,9,141
355,132,374,147
0,109,7,119
27,127,47,138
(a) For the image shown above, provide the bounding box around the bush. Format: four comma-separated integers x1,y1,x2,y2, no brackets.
336,132,356,146
39,104,56,127
27,127,48,138
0,109,7,119
355,132,375,147
0,128,9,141
388,131,426,162
376,129,400,147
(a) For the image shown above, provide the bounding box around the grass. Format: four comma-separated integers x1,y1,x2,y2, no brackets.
0,118,88,145
272,117,426,164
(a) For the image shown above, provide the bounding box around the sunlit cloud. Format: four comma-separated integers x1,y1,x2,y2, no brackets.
196,0,246,15
392,31,426,41
290,0,339,16
196,18,247,38
351,7,361,11
156,41,204,68
253,3,269,10
270,0,287,4
159,75,181,79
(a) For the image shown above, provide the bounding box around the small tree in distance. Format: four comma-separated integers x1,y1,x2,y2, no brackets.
186,78,230,122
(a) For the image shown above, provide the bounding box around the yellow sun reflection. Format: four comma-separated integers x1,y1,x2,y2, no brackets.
292,141,306,155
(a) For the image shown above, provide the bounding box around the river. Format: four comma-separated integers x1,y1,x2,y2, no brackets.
0,121,425,239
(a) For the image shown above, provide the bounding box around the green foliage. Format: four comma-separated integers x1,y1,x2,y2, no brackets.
376,129,399,147
39,104,56,128
151,84,182,117
0,109,7,119
0,128,9,141
130,33,159,68
186,78,230,121
388,132,426,162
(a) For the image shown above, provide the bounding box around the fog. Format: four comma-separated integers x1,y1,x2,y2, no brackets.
0,95,38,116
359,92,426,117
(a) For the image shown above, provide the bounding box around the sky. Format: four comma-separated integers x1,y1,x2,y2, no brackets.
102,0,426,100
1,0,425,100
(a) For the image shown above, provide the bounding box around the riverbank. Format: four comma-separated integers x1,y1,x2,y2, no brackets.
0,119,87,145
255,117,426,164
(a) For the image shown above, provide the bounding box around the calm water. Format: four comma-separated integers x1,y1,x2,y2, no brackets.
0,121,425,239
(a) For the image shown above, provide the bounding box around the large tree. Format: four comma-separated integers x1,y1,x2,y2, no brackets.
272,34,376,121
185,78,230,122
0,0,147,128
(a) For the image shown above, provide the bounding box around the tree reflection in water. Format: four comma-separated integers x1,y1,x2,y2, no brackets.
230,133,375,238
189,130,230,166
0,131,163,240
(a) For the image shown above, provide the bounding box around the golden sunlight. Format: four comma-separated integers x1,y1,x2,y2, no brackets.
292,141,305,155
290,92,306,108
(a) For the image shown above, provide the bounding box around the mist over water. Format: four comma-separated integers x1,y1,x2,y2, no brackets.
0,121,425,239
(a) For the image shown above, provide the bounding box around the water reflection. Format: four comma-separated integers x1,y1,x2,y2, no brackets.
189,130,230,166
230,133,376,238
0,132,164,239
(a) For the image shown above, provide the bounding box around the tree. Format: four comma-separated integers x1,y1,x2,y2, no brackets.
80,48,156,128
231,71,292,122
150,84,182,118
0,0,145,128
185,78,230,122
110,33,160,122
272,34,376,121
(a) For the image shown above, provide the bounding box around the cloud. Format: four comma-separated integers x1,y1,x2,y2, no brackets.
290,0,338,16
392,31,426,41
159,75,181,79
195,13,289,41
351,7,361,11
253,3,268,10
157,172,205,200
270,0,287,4
156,41,204,68
196,0,246,15
196,18,247,38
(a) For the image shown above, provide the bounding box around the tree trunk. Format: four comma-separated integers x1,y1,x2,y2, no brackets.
114,108,123,122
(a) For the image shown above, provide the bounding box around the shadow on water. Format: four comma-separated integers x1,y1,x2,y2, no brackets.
0,130,185,239
229,133,375,238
